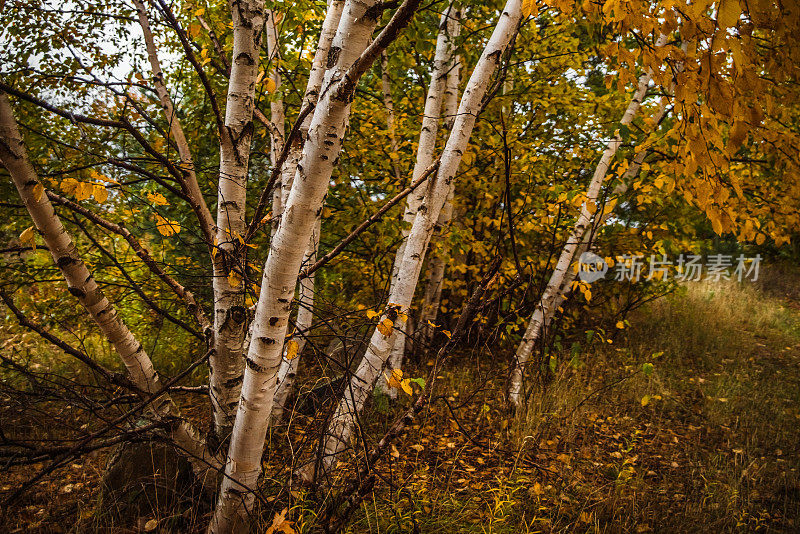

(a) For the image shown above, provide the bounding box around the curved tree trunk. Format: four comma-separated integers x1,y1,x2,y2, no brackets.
316,0,521,478
210,0,266,439
0,91,219,483
133,0,216,251
508,36,670,407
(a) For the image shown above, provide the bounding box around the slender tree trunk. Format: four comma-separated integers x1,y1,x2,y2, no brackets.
0,91,218,482
271,216,321,420
268,1,346,421
210,0,418,528
133,0,216,252
209,0,266,439
279,0,346,212
266,9,285,238
418,32,461,345
316,0,520,477
377,3,461,397
508,37,669,407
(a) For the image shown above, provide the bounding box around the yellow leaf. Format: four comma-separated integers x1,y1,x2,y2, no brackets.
155,213,180,236
76,182,93,201
755,232,766,245
147,192,169,206
19,226,35,249
93,184,108,203
641,395,651,407
285,339,299,360
366,310,379,320
144,518,158,532
441,329,452,339
265,507,295,534
390,444,400,458
400,378,413,396
228,270,241,288
532,482,543,495
615,320,625,329
61,177,78,194
377,317,393,336
521,0,536,18
585,200,597,215
264,77,277,94
385,368,403,389
31,183,44,202
717,0,741,29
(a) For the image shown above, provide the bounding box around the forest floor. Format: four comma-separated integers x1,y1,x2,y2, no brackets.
2,272,800,533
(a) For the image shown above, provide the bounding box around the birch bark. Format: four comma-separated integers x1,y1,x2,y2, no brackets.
418,32,461,345
508,38,670,407
210,0,412,528
268,0,345,421
0,91,218,482
316,0,520,476
377,3,461,397
266,9,285,238
380,50,402,183
210,0,266,438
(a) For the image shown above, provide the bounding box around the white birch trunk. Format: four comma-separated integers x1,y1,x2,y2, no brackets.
266,9,285,238
0,92,218,481
210,2,382,530
271,217,321,420
210,0,266,438
508,37,669,407
279,0,346,211
377,3,461,397
418,36,461,344
316,0,521,476
268,1,345,422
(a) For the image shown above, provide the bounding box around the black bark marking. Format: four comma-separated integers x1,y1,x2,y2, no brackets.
327,46,341,69
56,256,78,268
68,286,86,298
269,317,279,326
224,375,244,387
245,357,264,372
258,336,276,345
230,306,247,324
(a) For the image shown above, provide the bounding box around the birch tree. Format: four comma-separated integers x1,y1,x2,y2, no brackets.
210,0,422,529
377,2,462,397
418,25,462,346
314,0,521,477
507,35,670,407
269,0,345,421
210,0,266,438
0,91,219,482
